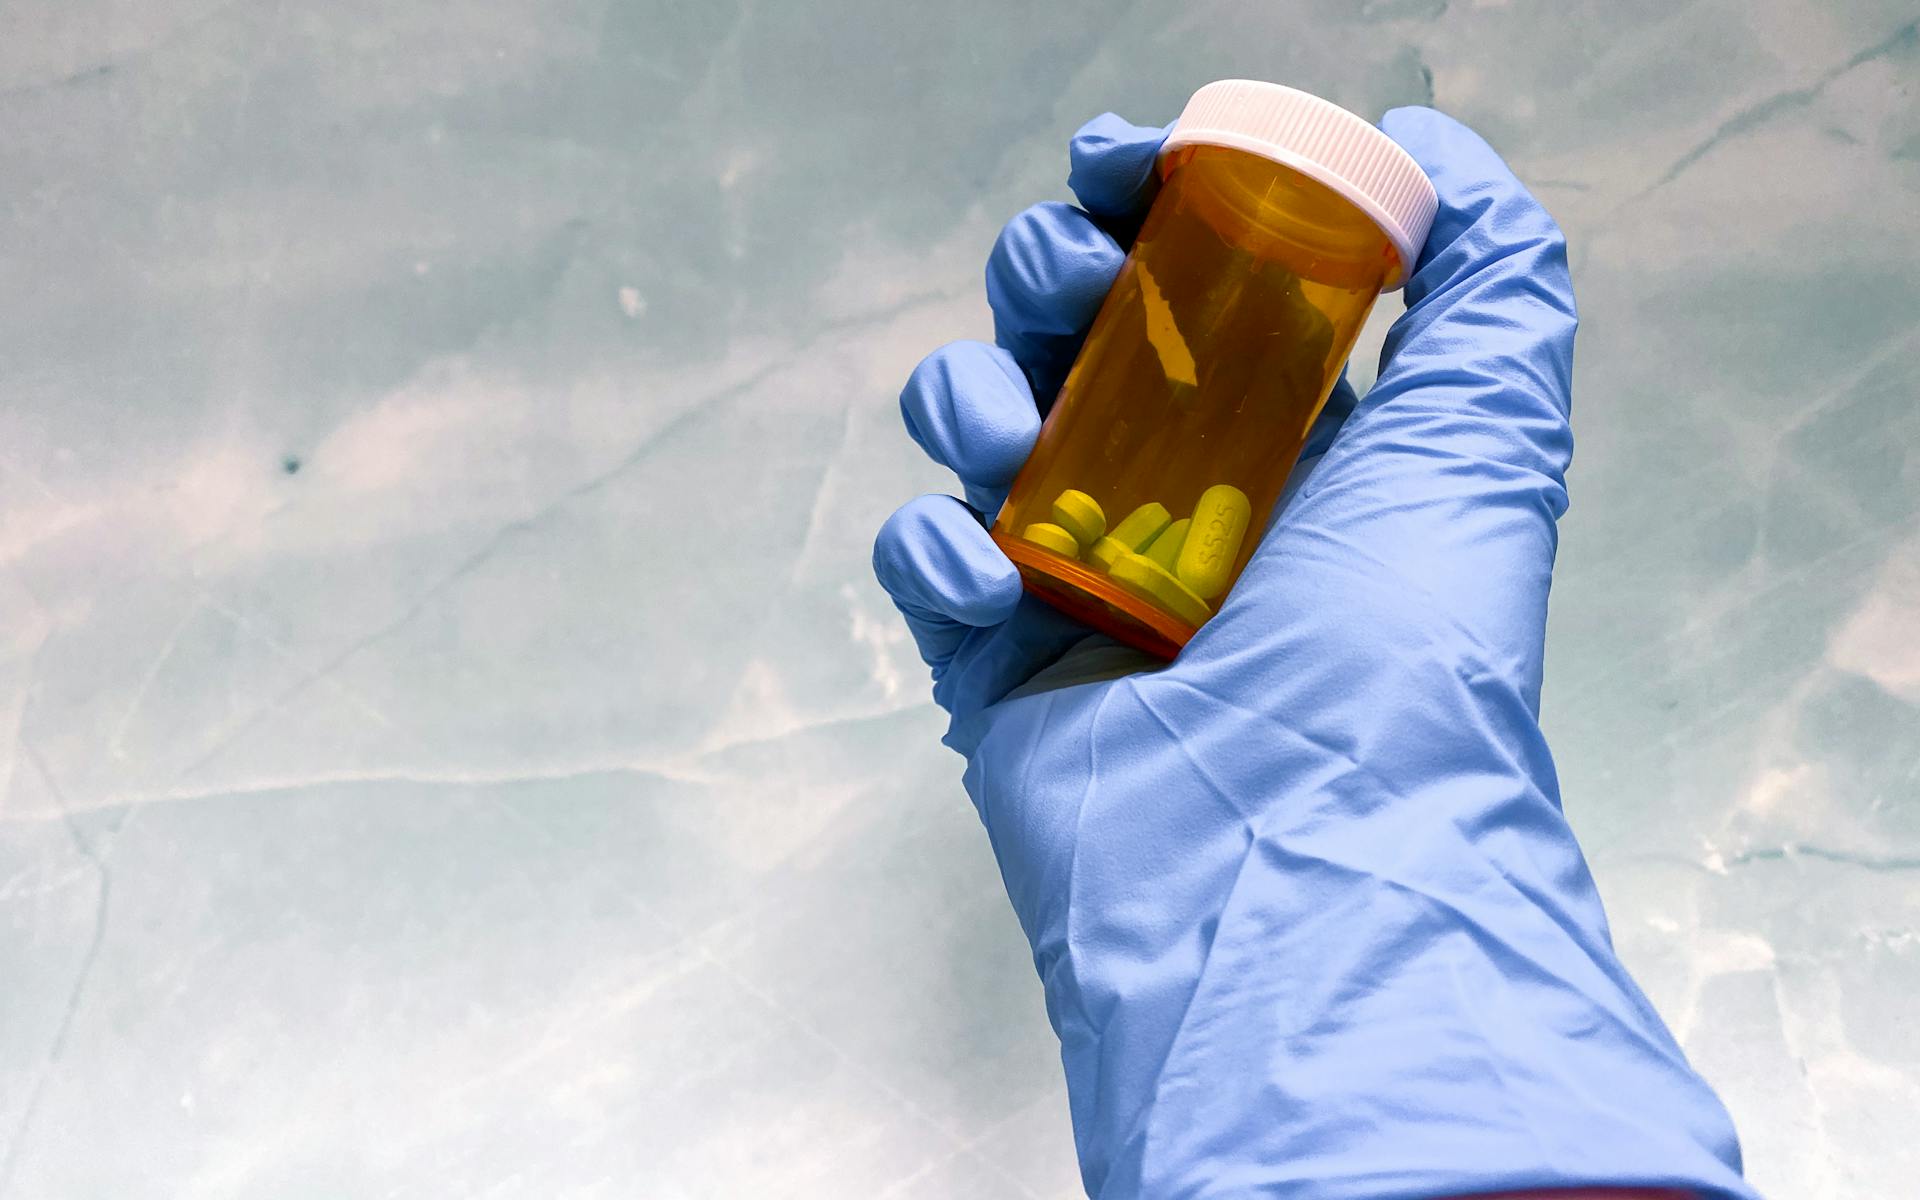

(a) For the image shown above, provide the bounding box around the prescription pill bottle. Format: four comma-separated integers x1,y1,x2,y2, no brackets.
991,81,1439,658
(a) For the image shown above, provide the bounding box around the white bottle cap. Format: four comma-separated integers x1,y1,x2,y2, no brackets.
1162,80,1438,289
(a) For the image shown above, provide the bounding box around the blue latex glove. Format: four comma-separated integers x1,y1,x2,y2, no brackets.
874,109,1758,1199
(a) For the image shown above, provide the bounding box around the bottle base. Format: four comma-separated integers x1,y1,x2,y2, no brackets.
992,531,1194,661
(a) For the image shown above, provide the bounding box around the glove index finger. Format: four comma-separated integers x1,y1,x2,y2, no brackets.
1067,114,1171,218
874,495,1023,673
900,340,1040,514
1379,105,1569,294
1367,106,1577,436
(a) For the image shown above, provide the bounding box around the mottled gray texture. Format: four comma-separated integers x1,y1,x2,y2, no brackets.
1,2,1916,1197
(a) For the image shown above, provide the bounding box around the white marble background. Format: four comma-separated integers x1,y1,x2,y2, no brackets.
1,1,1916,1196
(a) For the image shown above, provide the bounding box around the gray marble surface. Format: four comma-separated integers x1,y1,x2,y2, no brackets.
2,1,1916,1196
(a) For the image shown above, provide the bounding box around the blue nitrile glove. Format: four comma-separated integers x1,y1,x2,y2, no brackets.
873,109,1758,1200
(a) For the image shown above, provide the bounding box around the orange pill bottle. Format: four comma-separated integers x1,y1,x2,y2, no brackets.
990,81,1439,658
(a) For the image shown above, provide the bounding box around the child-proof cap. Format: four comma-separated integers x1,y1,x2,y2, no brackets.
1162,80,1439,289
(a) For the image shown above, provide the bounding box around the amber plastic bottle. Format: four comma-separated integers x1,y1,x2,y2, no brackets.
990,81,1438,658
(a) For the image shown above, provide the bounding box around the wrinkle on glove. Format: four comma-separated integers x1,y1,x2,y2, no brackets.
879,107,1757,1200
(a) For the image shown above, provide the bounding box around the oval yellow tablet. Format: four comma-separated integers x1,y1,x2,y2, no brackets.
1022,522,1081,558
1176,484,1250,600
1050,489,1106,548
1143,517,1190,572
1110,552,1211,628
1109,502,1172,551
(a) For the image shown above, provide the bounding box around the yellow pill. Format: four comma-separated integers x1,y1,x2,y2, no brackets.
1087,535,1128,572
1022,522,1081,558
1109,502,1172,551
1110,552,1211,628
1143,518,1190,572
1050,489,1105,547
1176,484,1251,600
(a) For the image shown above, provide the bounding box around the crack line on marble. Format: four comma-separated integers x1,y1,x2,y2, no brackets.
1678,319,1920,549
1556,513,1892,705
1726,845,1920,873
0,0,257,100
872,1086,1070,1200
0,456,62,505
477,795,1033,1194
1769,318,1920,446
164,286,969,783
166,372,777,780
1542,309,1920,590
104,601,206,763
1615,18,1920,212
1552,310,1920,698
0,749,116,1198
200,597,396,730
1,701,931,823
923,0,1158,211
0,607,51,822
787,394,859,587
1601,844,1920,877
1763,952,1838,1198
673,0,756,124
706,951,1044,1200
1527,178,1594,193
0,866,95,905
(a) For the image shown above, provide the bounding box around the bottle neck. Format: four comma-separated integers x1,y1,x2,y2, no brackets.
1158,143,1400,292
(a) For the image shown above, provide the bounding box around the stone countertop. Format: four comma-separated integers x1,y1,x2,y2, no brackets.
1,2,1915,1195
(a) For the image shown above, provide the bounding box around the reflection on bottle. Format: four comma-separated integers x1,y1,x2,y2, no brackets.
1133,259,1198,389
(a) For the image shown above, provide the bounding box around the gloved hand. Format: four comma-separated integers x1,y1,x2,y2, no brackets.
874,108,1757,1200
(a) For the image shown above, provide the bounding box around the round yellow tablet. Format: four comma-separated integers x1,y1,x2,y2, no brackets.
1022,522,1081,558
1050,489,1106,548
1109,502,1172,552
